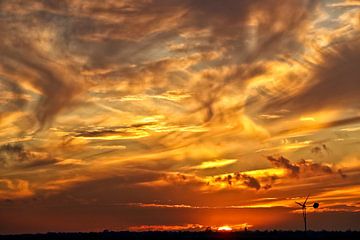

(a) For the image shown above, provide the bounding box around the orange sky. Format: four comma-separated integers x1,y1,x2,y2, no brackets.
0,0,360,234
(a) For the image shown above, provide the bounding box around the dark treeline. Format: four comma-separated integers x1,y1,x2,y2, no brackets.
0,231,359,240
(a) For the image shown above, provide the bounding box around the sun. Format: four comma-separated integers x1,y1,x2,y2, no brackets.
218,225,233,231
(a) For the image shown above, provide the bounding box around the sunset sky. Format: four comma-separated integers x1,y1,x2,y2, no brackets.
1,0,360,234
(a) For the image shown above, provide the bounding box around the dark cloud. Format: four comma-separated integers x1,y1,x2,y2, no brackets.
0,2,85,129
193,64,267,122
234,172,261,190
267,156,300,177
0,46,81,129
0,143,58,169
311,144,330,155
184,0,318,121
0,0,320,127
209,155,349,191
263,38,360,114
70,122,155,139
338,169,347,179
214,172,261,190
0,143,28,167
0,78,28,111
212,155,349,191
267,155,347,178
311,146,322,154
162,173,191,184
183,0,318,59
15,0,316,49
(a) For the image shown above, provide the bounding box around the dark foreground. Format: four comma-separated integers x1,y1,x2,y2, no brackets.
1,231,359,240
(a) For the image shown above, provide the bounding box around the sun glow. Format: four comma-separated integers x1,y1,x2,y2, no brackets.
218,225,233,231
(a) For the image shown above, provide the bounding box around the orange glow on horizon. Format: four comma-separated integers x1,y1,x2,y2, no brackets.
217,225,233,231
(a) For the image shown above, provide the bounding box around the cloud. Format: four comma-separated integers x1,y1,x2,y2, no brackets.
267,155,346,178
209,155,350,191
182,0,318,58
0,47,82,129
234,173,261,190
263,38,360,115
0,78,28,112
139,172,204,188
39,176,90,192
0,0,321,135
0,4,85,129
213,172,262,190
267,156,300,177
128,224,204,232
1,0,360,233
0,178,33,200
190,159,237,170
74,128,150,140
1,0,319,127
0,143,58,169
277,116,360,137
328,0,360,7
69,122,156,141
311,144,330,155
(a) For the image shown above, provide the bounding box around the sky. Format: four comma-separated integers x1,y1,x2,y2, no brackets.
0,0,360,234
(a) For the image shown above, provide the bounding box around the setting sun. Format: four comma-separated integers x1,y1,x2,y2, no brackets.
218,226,233,232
